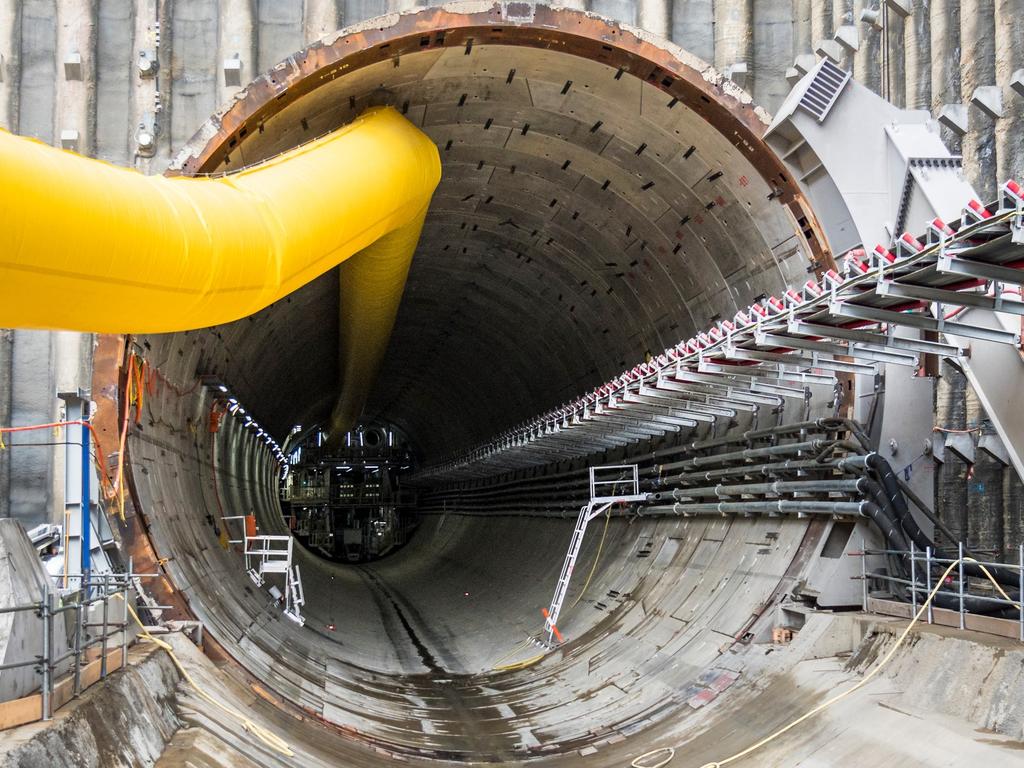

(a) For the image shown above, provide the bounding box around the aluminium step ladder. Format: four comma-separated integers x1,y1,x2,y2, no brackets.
543,465,645,644
244,534,307,626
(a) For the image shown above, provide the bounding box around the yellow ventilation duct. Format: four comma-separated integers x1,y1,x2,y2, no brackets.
0,106,441,434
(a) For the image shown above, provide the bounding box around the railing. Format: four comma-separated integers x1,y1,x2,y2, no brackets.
856,542,1024,642
0,571,137,726
588,464,644,504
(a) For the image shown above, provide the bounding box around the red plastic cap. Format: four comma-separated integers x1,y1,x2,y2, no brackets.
967,199,993,218
873,244,895,263
900,233,924,251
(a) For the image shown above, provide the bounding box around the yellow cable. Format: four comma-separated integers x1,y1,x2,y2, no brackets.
490,637,534,670
630,557,1019,768
569,507,612,610
493,512,610,671
117,597,294,757
492,653,545,672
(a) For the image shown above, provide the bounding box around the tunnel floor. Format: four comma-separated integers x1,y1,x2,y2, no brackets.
144,619,1024,768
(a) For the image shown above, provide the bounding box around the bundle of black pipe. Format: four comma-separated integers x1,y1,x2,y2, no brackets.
853,453,1021,615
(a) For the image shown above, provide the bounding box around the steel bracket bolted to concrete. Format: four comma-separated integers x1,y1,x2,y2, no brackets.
978,433,1011,466
834,26,860,53
938,104,969,136
814,39,844,64
884,0,912,18
944,432,976,465
1011,69,1024,99
970,86,1003,120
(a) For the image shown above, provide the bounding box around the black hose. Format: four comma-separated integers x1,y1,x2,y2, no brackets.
864,454,1021,589
859,501,909,554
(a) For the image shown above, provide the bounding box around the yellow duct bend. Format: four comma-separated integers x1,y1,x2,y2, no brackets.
0,106,439,333
0,106,440,433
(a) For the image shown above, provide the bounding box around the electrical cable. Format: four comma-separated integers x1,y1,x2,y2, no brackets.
118,597,295,757
489,637,535,670
492,653,545,672
569,506,612,610
629,556,1021,768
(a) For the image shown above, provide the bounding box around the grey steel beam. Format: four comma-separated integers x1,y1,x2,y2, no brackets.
724,344,878,375
828,300,1022,345
754,330,919,366
787,319,966,356
876,280,1024,315
936,252,1024,285
695,360,834,390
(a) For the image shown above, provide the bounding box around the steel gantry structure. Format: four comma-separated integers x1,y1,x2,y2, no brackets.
416,180,1024,484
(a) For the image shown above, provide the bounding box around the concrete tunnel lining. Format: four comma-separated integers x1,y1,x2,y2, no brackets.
109,5,834,760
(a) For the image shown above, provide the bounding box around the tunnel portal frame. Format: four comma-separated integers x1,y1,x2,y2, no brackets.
171,3,831,269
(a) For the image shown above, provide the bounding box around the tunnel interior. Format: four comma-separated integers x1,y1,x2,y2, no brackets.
121,11,827,760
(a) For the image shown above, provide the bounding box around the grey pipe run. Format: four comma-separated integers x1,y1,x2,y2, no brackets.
643,500,869,517
659,439,831,473
649,478,863,501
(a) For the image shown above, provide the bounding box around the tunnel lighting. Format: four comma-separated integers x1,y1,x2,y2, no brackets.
359,432,365,447
228,397,238,405
218,385,228,392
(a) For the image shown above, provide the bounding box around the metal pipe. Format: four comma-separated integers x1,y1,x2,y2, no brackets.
123,557,131,670
958,541,966,630
73,601,82,696
671,439,829,471
911,540,918,615
100,575,108,678
665,478,862,500
81,418,91,586
41,585,50,721
644,500,868,516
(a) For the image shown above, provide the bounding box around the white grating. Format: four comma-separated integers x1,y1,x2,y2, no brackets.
798,59,851,122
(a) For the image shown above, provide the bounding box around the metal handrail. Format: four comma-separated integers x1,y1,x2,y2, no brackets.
0,562,145,725
856,541,1024,641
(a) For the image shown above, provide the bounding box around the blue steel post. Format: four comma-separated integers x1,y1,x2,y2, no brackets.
81,418,91,587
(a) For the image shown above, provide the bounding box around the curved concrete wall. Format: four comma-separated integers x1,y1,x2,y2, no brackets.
125,359,823,755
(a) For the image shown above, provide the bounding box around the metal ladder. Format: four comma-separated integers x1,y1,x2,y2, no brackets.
544,465,645,643
244,533,307,626
284,563,306,626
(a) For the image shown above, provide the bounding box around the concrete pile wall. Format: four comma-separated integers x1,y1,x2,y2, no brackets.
0,0,1021,193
